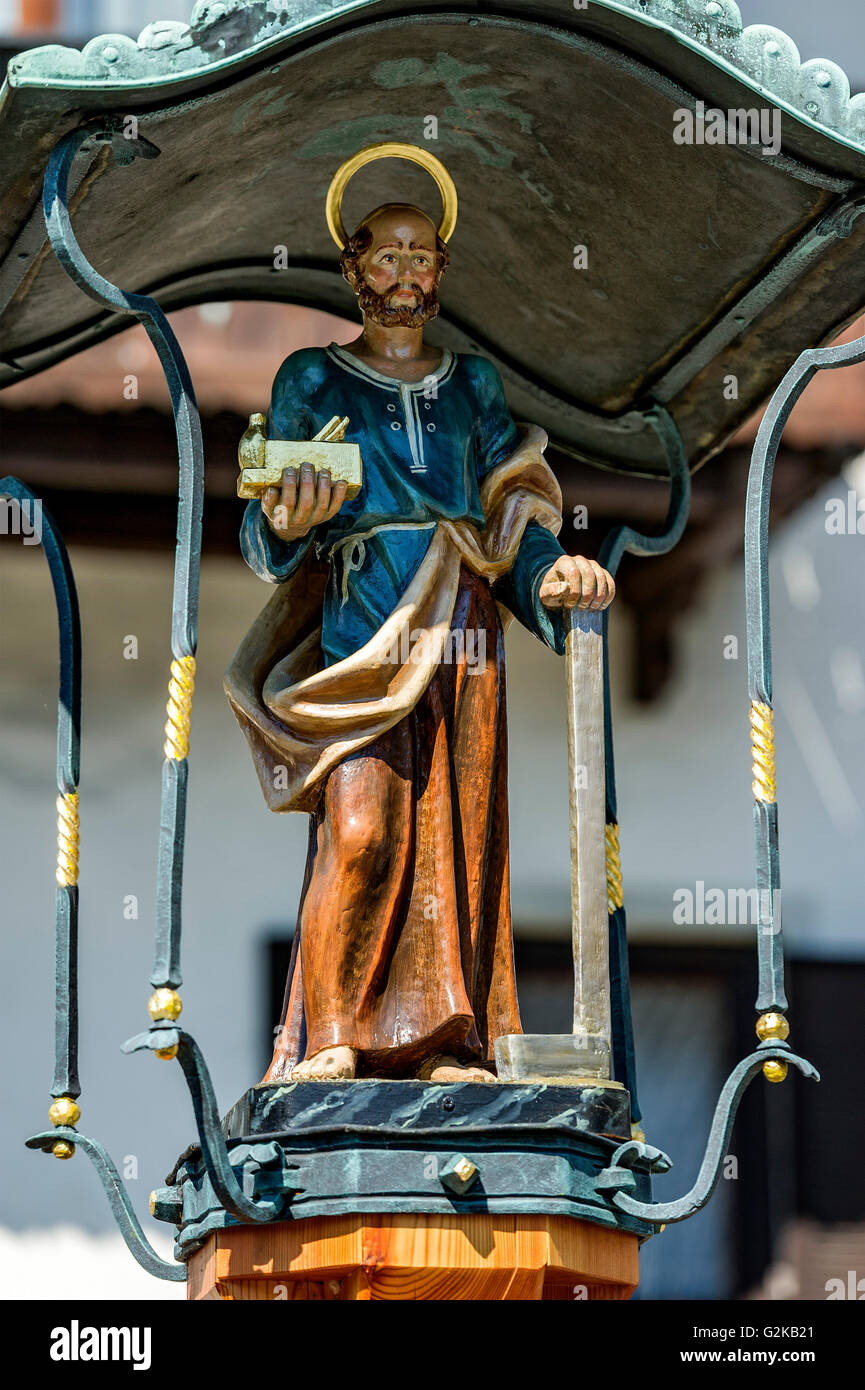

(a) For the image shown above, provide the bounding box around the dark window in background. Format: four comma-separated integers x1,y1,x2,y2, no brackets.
517,941,735,1299
265,935,864,1299
785,962,865,1224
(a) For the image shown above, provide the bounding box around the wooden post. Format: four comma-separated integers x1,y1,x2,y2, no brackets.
186,1214,639,1301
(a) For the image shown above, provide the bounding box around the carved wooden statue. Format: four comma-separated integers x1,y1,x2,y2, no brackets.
225,143,615,1087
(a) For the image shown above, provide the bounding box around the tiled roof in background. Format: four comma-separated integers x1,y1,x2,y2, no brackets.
0,303,351,418
3,303,864,455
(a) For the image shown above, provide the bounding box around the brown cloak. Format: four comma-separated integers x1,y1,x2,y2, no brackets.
224,424,562,1077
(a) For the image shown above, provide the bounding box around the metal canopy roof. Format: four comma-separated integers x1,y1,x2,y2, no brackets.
2,0,865,477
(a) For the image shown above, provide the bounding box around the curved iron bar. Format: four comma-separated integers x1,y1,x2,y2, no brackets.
746,324,865,1008
42,122,287,1238
597,405,692,578
600,1046,819,1224
26,1128,186,1280
175,1032,284,1222
122,1028,288,1223
594,405,691,1120
595,320,851,1220
44,121,203,992
1,478,81,1100
4,478,185,1280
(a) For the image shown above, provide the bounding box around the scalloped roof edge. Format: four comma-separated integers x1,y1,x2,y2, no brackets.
4,0,865,152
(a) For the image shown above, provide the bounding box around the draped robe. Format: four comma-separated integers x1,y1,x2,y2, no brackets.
225,343,568,1077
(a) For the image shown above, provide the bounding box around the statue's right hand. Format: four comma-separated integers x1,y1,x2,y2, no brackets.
261,461,348,542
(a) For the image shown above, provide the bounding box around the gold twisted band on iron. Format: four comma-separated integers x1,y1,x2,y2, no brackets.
749,701,777,804
164,655,196,762
55,791,79,887
605,821,624,912
325,141,458,250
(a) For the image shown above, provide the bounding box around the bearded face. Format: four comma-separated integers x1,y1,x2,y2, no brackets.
353,276,441,327
340,204,449,328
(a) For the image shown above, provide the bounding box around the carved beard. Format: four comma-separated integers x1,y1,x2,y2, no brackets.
355,279,440,327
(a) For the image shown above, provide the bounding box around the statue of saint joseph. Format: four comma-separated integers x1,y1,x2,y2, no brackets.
225,147,615,1085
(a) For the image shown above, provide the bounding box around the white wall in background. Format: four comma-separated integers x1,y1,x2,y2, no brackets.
0,1226,184,1300
508,468,865,960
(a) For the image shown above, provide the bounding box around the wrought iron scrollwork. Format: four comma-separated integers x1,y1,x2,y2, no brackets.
44,119,204,995
122,1029,290,1224
25,1128,187,1280
595,333,836,1219
17,122,282,1274
2,478,184,1280
0,480,81,1105
743,327,865,1006
597,1047,818,1224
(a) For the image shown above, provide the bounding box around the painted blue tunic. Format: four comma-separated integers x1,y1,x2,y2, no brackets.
241,342,567,665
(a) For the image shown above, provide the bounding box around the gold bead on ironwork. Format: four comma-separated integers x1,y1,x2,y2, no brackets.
148,988,182,1022
52,1139,75,1160
763,1059,788,1084
756,1012,789,1042
48,1097,80,1128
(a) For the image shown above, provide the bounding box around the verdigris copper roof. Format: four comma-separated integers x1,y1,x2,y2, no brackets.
2,0,865,477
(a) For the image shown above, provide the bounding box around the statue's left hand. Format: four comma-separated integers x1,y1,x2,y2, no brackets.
538,555,616,611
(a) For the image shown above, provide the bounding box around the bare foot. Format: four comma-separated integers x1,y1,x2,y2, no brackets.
290,1045,357,1081
420,1055,497,1084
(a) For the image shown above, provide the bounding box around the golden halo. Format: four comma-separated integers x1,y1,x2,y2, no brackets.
325,141,458,251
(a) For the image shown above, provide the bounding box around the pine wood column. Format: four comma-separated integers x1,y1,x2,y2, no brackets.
187,1214,639,1301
